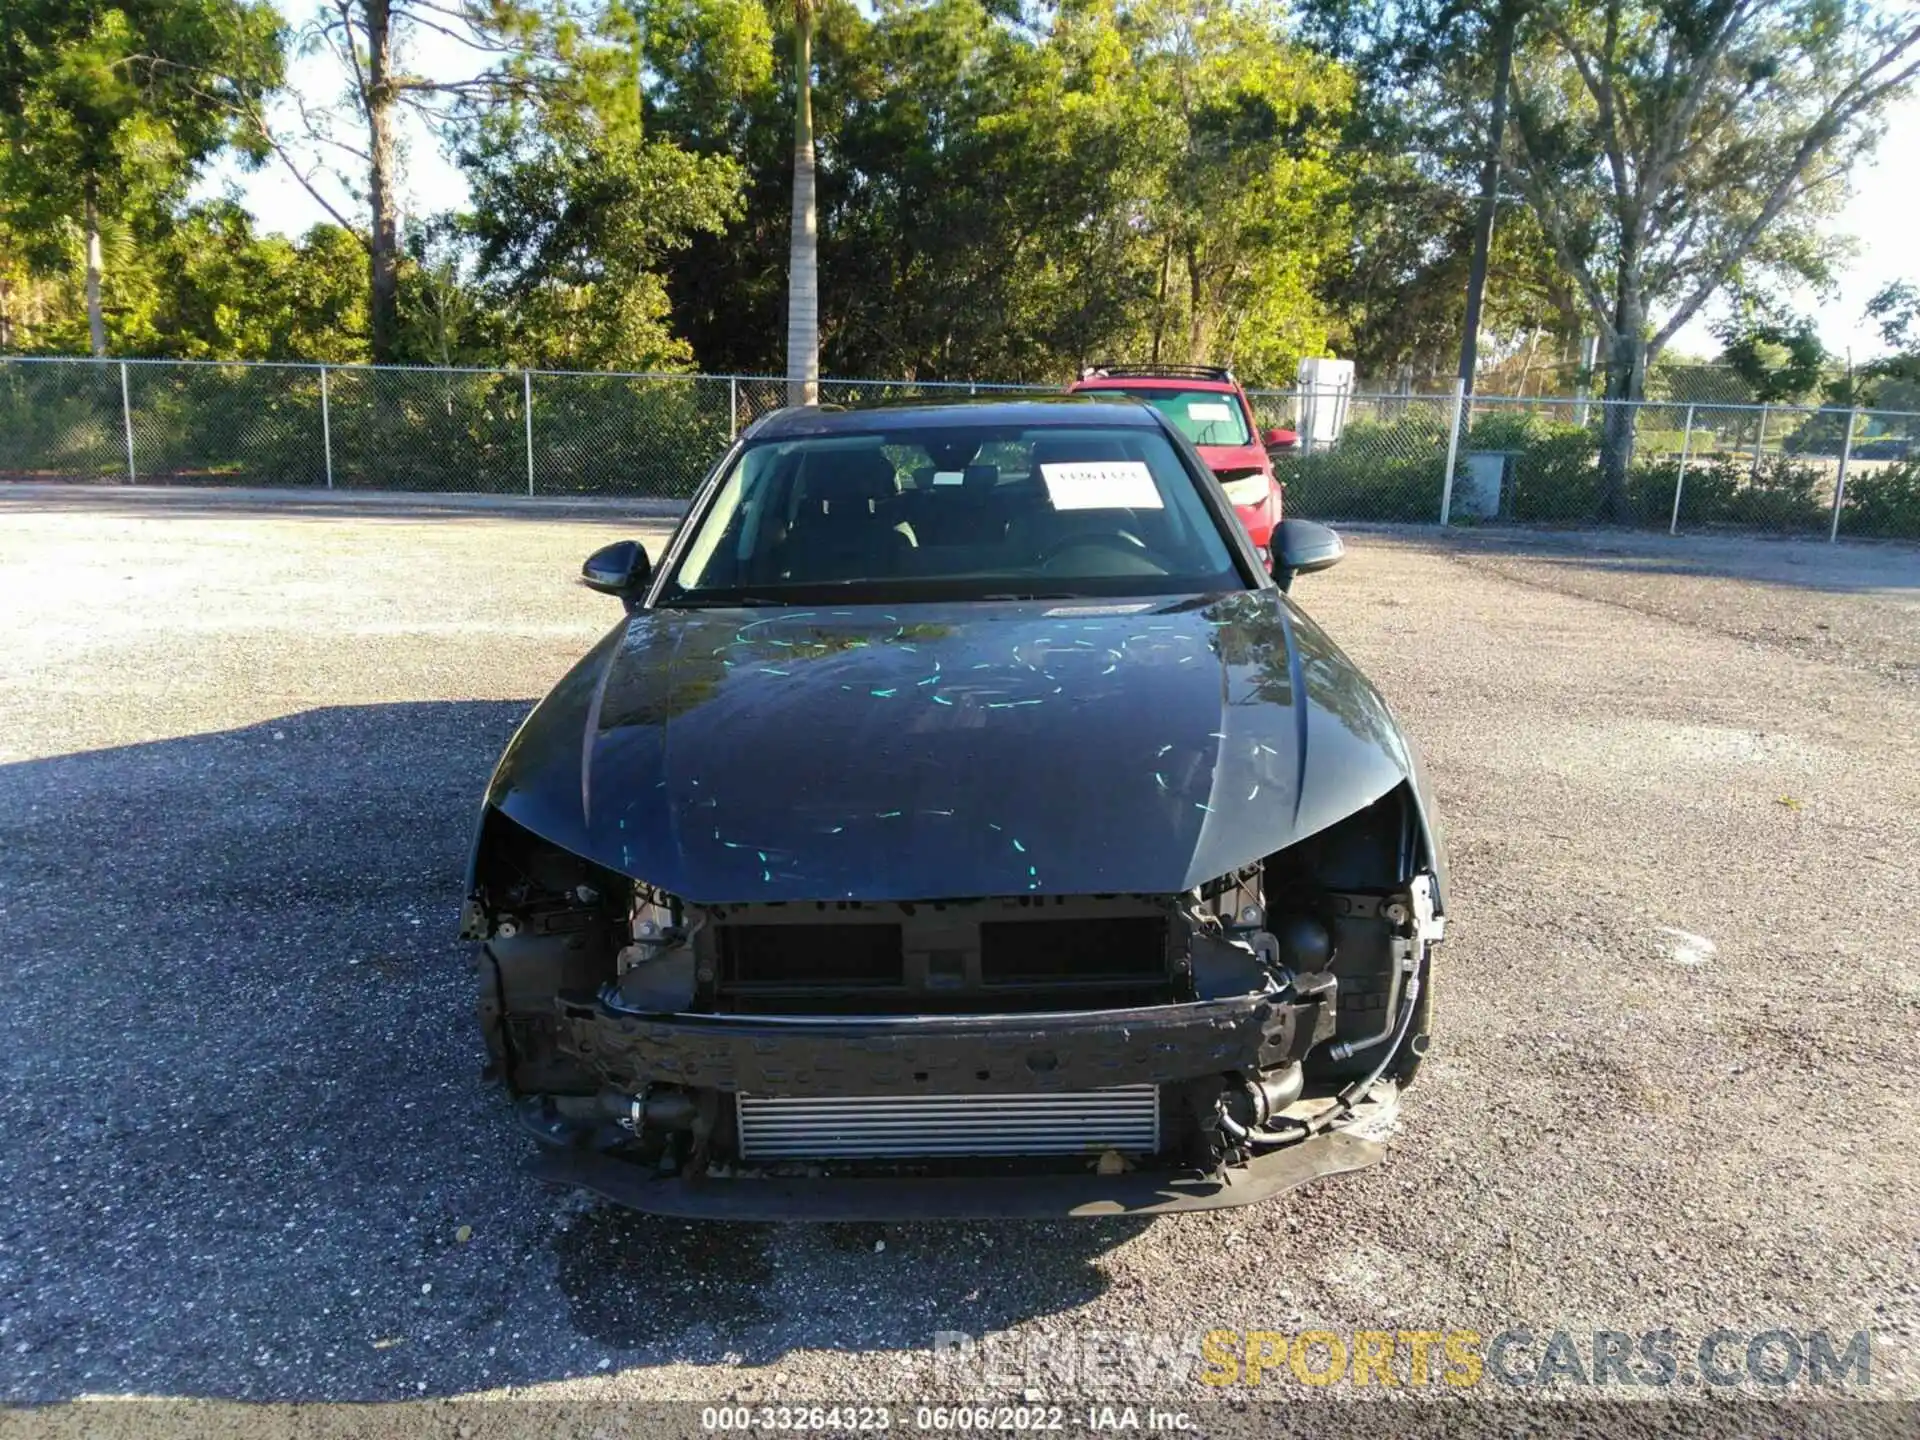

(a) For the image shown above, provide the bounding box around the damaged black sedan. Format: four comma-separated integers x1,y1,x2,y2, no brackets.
462,399,1446,1219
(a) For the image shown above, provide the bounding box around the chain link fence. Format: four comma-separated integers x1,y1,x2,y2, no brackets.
1247,383,1920,541
4,355,1918,539
1437,394,1920,539
1249,389,1463,523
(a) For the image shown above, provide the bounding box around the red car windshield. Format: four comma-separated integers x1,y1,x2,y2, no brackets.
1075,387,1251,447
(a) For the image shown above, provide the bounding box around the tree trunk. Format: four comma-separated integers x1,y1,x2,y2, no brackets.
365,0,401,364
1183,240,1206,363
83,177,106,357
1149,237,1171,364
1597,328,1646,521
784,3,819,407
1458,3,1515,395
1594,245,1650,521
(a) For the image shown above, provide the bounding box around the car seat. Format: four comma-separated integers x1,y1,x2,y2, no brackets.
779,448,915,583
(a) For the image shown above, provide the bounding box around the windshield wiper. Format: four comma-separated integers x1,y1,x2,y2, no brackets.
665,593,790,608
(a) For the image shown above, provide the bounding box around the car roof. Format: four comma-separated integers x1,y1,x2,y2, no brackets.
1069,375,1239,392
745,397,1165,440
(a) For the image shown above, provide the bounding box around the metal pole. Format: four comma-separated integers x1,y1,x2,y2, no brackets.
1573,334,1598,427
119,360,135,483
523,369,535,497
1668,403,1694,536
1750,403,1768,480
729,375,739,439
1439,376,1467,525
319,365,334,490
1829,407,1858,543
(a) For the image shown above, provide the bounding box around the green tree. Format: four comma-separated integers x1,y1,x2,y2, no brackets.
460,116,742,369
1298,0,1581,383
1714,311,1828,402
1125,0,1353,377
1502,0,1920,514
650,0,1353,384
0,0,284,354
1866,278,1920,355
637,0,813,386
1852,278,1920,410
637,0,845,375
155,205,368,360
269,0,614,362
821,0,1146,378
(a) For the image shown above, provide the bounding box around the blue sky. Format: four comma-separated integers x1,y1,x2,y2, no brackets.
194,1,1920,368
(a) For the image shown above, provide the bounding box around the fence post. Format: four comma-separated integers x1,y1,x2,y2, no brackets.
1438,376,1467,525
1750,403,1769,480
319,364,334,490
729,375,739,440
523,369,535,497
119,360,136,483
1829,407,1858,543
1668,403,1694,535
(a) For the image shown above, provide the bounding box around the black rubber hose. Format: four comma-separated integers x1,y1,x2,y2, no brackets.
1305,965,1424,1136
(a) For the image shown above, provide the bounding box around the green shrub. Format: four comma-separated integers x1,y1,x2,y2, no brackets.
1722,454,1828,530
0,362,124,479
1273,448,1445,522
1843,456,1920,538
127,364,328,485
1627,454,1829,532
1506,426,1602,521
1630,455,1732,527
531,373,731,497
1463,410,1542,452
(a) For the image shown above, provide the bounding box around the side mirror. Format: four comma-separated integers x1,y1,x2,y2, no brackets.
1262,427,1299,450
1273,518,1342,592
581,539,652,609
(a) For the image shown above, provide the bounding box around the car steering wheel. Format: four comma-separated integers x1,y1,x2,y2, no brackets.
1036,530,1151,573
1036,529,1136,568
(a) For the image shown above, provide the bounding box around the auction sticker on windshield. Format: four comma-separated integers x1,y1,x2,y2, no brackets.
1186,401,1235,422
1039,461,1164,510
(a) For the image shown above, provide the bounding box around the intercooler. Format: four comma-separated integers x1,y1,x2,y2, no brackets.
734,1086,1161,1160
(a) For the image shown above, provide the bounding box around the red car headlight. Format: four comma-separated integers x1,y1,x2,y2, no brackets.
1220,475,1271,508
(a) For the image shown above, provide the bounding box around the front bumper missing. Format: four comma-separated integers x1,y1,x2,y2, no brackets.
527,1129,1385,1220
554,989,1332,1097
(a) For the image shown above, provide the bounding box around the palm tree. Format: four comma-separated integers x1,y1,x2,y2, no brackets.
785,0,819,406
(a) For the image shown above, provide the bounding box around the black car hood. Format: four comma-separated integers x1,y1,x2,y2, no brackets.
484,591,1439,904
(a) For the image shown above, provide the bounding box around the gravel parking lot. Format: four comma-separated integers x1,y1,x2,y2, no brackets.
3,488,1918,1425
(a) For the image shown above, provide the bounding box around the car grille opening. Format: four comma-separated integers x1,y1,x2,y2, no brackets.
718,923,904,995
735,1087,1161,1159
980,916,1167,990
705,905,1176,1014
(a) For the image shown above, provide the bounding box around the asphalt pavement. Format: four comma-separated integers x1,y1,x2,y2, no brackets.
2,488,1917,1424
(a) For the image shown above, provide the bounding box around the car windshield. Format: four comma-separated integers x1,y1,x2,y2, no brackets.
664,423,1248,604
1074,387,1252,446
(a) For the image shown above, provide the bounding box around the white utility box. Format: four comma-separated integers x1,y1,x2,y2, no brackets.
1295,357,1355,449
1456,451,1508,519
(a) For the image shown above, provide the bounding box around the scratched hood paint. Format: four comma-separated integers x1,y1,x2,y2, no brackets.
483,592,1424,904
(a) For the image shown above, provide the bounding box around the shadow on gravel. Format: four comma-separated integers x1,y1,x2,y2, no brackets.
553,1207,1139,1361
0,483,685,526
1378,524,1920,595
0,701,1137,1402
